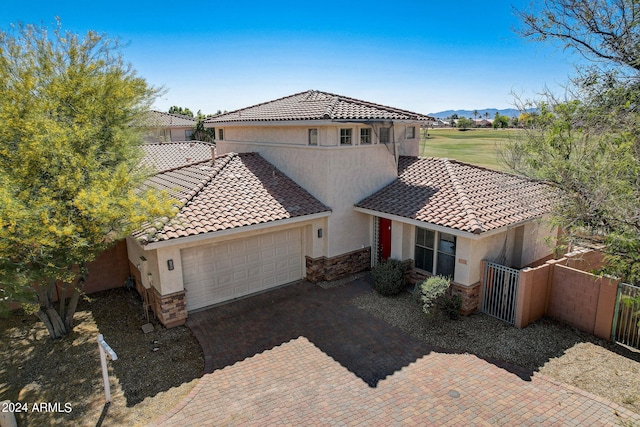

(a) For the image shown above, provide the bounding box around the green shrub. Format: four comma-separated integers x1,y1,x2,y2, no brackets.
418,275,461,319
371,259,406,296
419,275,450,313
439,294,462,320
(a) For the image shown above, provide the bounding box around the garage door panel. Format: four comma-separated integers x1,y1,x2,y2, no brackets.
217,273,232,286
259,235,274,246
214,259,231,270
182,228,302,311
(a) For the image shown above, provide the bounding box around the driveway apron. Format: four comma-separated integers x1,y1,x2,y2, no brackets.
149,277,640,426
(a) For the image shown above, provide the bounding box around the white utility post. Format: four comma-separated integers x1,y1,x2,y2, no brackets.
97,334,118,403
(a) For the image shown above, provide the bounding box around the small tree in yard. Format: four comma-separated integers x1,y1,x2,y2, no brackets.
0,21,174,338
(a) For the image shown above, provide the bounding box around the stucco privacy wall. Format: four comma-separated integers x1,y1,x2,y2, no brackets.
218,136,399,257
82,240,130,294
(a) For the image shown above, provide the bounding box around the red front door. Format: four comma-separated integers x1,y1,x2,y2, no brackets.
378,218,392,261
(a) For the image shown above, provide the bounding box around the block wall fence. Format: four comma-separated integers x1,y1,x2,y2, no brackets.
514,250,618,341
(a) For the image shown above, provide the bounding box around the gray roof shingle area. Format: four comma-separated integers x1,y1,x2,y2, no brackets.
205,90,434,123
136,152,331,244
143,110,197,127
141,142,215,173
356,157,553,234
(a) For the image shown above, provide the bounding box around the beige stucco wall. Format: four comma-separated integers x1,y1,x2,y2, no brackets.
127,218,324,296
466,220,556,286
218,139,399,257
521,217,556,266
126,236,161,294
221,123,420,150
169,127,193,142
384,218,556,287
144,126,194,143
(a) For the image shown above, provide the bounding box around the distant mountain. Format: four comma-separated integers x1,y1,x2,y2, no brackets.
428,108,527,119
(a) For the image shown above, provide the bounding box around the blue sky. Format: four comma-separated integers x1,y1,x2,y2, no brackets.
1,1,577,115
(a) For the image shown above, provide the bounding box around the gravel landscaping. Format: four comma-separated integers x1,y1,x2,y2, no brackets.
0,288,203,426
352,287,640,415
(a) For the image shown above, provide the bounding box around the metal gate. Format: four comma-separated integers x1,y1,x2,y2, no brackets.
612,282,640,350
481,262,520,324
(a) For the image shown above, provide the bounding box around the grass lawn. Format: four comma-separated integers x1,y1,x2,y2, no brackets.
420,127,519,171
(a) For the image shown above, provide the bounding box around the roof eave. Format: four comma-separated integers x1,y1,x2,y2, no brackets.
353,206,546,240
140,210,332,250
205,118,428,128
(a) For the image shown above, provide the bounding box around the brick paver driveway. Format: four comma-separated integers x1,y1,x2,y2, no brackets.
149,277,640,426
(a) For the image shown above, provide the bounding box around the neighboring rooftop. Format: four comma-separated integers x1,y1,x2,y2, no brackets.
143,110,197,127
137,152,331,244
356,156,553,234
142,142,214,173
205,90,434,123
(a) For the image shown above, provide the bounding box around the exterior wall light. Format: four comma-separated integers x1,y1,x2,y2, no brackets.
317,228,323,238
167,259,174,271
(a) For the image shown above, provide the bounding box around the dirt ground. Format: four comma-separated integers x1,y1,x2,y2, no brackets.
1,281,639,425
0,288,203,426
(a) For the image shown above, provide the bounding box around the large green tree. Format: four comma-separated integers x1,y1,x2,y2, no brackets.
504,0,640,283
0,21,173,338
168,105,194,117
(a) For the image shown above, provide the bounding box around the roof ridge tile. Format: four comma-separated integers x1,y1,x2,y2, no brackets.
442,158,484,234
322,95,339,119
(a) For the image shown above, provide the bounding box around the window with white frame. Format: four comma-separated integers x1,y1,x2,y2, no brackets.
308,128,318,145
414,227,456,279
406,126,416,139
379,127,390,143
360,128,371,144
340,128,352,145
218,128,224,140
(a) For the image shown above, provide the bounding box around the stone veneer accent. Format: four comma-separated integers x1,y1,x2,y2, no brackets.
449,281,480,315
306,247,371,283
152,288,187,328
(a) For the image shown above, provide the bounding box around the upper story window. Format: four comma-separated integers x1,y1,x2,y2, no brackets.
379,127,390,144
308,128,318,145
415,227,456,279
406,126,416,139
360,128,371,144
218,129,224,140
185,129,194,140
340,128,352,145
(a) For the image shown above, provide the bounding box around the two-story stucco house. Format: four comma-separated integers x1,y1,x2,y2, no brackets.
125,90,556,327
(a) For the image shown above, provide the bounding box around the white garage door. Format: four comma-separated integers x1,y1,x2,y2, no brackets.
181,228,303,311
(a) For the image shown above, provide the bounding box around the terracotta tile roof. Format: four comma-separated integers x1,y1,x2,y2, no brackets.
205,90,433,123
356,157,553,234
136,152,331,244
142,142,215,173
143,110,197,127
